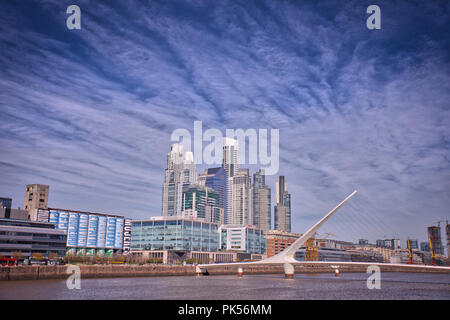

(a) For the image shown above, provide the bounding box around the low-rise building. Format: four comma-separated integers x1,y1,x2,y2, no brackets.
131,217,219,252
0,218,67,261
264,230,301,257
219,224,266,255
36,208,126,257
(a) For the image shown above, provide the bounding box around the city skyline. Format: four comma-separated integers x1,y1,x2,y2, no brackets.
1,1,449,245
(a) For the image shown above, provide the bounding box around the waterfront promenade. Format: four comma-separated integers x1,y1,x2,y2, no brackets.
1,262,449,281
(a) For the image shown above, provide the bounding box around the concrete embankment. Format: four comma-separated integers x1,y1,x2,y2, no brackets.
0,264,196,281
0,262,448,281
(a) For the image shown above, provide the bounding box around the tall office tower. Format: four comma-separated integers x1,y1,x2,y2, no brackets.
427,226,444,256
274,176,291,232
198,167,226,215
24,184,49,220
161,143,197,217
253,169,271,230
222,138,239,224
181,185,222,224
231,169,253,226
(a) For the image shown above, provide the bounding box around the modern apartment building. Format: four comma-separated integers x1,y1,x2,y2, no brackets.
222,138,239,224
274,176,291,232
161,144,197,217
231,169,253,225
252,169,271,231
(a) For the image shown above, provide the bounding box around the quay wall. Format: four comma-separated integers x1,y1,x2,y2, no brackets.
0,263,448,281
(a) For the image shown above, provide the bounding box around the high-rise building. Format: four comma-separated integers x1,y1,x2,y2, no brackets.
24,184,49,220
181,185,223,224
427,226,444,256
161,144,197,217
198,167,226,214
274,176,291,232
231,169,253,226
253,169,271,230
222,138,239,224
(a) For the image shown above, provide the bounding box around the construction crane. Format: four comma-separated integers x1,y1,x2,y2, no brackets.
407,238,414,264
429,235,436,266
304,232,338,261
304,233,318,261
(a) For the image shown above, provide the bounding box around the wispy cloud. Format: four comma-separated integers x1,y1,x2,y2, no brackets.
1,0,449,244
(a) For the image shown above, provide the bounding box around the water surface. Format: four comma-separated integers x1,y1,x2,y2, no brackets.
0,272,448,300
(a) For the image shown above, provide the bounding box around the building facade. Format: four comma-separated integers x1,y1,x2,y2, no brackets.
264,230,301,257
274,176,291,232
219,224,266,255
24,184,49,220
198,167,226,218
162,144,197,217
252,169,271,231
131,217,219,252
37,208,126,256
222,138,239,224
181,185,223,224
231,169,253,225
0,218,67,260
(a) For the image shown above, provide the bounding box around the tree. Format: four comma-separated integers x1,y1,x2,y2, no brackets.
48,252,59,261
12,251,23,263
32,253,44,261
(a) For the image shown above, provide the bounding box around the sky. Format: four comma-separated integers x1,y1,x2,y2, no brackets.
0,0,449,246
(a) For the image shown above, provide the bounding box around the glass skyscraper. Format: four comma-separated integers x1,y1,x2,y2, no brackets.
181,185,222,224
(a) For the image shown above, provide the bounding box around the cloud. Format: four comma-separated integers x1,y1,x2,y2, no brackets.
0,0,449,245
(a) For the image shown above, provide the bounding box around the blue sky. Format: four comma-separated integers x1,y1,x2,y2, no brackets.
1,0,449,245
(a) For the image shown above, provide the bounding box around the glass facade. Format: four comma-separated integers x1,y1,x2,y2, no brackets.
131,218,219,252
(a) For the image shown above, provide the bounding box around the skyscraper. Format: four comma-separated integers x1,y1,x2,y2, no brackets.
198,167,226,214
161,143,197,217
253,169,271,230
222,138,239,224
24,184,49,220
231,169,253,226
274,176,291,232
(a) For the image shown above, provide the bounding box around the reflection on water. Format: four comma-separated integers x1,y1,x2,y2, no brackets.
0,272,448,300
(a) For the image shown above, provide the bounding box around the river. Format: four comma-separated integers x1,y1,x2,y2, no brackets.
0,272,448,300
